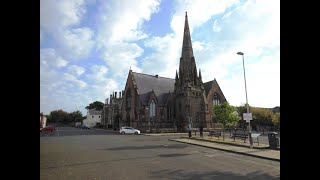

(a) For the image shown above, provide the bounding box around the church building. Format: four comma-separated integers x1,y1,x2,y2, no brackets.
119,12,227,132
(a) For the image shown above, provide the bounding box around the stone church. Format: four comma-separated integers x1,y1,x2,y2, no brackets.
119,12,227,132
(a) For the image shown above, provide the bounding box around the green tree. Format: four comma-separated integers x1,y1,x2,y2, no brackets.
236,103,251,129
251,107,273,131
272,112,280,127
213,102,240,140
47,109,69,124
69,110,84,123
85,101,104,111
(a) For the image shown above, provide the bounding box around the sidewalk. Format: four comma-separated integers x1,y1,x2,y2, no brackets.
169,137,280,162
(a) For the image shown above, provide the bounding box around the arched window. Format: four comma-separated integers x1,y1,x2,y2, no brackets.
149,100,156,117
213,93,220,106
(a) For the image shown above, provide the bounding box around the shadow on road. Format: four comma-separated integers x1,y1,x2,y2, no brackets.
158,153,190,158
106,144,188,150
150,169,280,180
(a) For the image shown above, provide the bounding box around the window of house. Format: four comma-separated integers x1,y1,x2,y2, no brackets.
213,93,220,106
92,116,94,118
149,99,156,117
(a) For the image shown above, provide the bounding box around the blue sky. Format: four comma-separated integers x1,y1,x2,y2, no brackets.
40,0,280,115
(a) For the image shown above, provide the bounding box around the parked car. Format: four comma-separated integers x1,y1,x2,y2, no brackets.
40,126,56,132
119,127,140,135
79,125,90,129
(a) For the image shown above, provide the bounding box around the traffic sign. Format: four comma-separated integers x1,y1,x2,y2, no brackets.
243,113,252,122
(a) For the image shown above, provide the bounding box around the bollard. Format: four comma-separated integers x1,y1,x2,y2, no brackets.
188,130,192,138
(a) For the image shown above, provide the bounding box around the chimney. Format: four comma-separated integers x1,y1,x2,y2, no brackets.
122,90,124,97
110,94,112,104
113,92,114,98
115,92,117,98
119,91,122,98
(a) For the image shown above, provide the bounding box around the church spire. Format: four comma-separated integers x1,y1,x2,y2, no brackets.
175,70,179,80
181,12,194,59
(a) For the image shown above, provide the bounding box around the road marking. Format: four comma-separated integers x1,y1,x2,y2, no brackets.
204,154,216,158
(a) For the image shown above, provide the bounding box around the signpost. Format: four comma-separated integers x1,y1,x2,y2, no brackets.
243,113,252,122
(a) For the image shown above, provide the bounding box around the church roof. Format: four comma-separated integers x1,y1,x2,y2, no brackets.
203,79,217,97
132,72,175,106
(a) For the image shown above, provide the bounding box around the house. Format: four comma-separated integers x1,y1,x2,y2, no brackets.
40,112,47,128
119,12,227,132
101,91,123,130
83,110,102,128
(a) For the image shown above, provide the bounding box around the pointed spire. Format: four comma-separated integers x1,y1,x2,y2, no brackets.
181,11,194,59
175,70,179,80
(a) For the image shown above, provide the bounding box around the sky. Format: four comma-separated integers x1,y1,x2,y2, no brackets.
40,0,280,115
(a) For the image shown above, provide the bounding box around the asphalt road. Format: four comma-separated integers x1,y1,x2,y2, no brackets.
40,126,118,137
40,127,280,179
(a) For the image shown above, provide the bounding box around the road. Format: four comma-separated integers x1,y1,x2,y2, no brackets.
40,127,280,179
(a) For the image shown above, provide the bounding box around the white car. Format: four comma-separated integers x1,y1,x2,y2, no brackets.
120,127,140,135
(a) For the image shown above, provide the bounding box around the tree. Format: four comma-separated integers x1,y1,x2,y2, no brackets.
250,107,273,131
47,109,69,124
68,110,84,123
85,101,104,111
213,102,240,140
236,103,251,129
272,112,280,127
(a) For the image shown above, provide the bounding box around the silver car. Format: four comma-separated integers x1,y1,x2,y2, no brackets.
120,127,140,135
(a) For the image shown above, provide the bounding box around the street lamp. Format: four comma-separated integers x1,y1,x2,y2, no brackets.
237,52,253,148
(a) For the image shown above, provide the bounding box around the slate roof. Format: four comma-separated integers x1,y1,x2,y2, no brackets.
203,79,216,97
132,72,175,106
88,110,102,115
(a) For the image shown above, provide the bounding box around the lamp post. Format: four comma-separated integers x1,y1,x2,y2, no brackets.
237,52,253,148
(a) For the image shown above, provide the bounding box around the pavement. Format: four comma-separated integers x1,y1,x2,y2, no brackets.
94,128,280,162
146,132,280,162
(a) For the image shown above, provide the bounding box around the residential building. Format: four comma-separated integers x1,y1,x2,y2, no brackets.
83,110,102,128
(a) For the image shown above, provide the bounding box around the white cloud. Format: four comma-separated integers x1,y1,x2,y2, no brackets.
102,42,143,77
67,65,85,77
212,20,221,32
96,0,160,78
59,27,95,59
170,0,239,35
140,0,240,78
96,0,160,46
141,0,279,108
219,50,280,108
40,48,68,68
40,0,95,60
40,0,86,32
142,34,180,78
87,65,109,81
64,73,87,88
